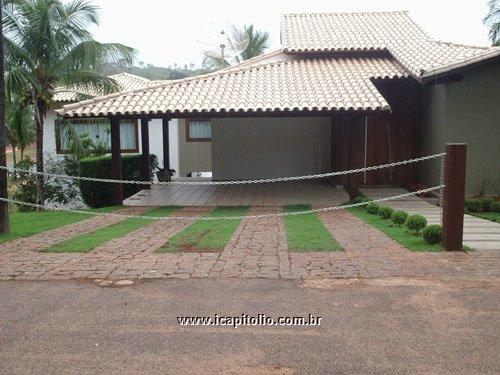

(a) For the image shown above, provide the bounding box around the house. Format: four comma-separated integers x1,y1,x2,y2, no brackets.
46,72,213,178
56,11,500,202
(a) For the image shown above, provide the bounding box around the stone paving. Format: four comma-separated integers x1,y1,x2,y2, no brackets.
0,206,498,282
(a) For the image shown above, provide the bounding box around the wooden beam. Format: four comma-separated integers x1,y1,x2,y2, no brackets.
110,117,123,205
442,143,467,251
140,117,151,189
162,118,171,170
0,2,9,233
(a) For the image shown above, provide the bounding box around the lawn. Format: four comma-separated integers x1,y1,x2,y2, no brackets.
0,206,119,244
347,206,443,252
469,211,500,223
282,205,342,252
45,206,179,253
159,206,249,253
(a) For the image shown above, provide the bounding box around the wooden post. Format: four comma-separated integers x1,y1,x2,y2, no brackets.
442,143,467,251
110,117,123,205
0,2,10,233
140,117,151,189
162,117,170,170
344,116,360,200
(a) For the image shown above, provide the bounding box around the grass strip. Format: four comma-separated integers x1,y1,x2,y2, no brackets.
159,206,249,253
282,205,342,252
347,206,443,252
469,212,500,223
0,206,119,244
45,206,179,253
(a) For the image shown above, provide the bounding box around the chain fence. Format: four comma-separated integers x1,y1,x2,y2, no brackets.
0,186,443,221
0,153,445,186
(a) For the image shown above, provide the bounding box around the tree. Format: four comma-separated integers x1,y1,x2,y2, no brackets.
484,0,500,45
3,0,136,206
5,95,35,169
202,24,270,70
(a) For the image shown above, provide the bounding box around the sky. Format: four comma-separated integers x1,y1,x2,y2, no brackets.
88,0,493,68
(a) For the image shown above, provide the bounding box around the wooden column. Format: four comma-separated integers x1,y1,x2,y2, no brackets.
110,117,123,205
344,115,360,200
0,2,9,233
442,143,467,251
140,117,151,189
162,117,171,170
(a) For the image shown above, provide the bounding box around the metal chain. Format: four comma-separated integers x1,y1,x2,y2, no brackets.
0,153,445,186
0,186,443,222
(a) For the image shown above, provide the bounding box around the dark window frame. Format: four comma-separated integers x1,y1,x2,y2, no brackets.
55,118,139,154
185,119,212,142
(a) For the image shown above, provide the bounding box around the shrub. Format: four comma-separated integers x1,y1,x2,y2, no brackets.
491,201,500,213
12,157,78,211
423,225,442,245
378,206,394,220
406,214,427,234
78,154,157,208
480,198,494,212
366,202,380,215
465,198,481,213
351,196,371,205
391,211,409,226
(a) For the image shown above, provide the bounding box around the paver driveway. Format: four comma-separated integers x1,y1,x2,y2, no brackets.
0,206,498,282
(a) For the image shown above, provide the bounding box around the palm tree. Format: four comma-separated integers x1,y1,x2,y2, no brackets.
202,24,270,70
3,0,136,205
484,0,500,45
5,96,35,168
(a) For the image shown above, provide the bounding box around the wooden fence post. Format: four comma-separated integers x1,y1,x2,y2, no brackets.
110,116,123,206
442,143,467,251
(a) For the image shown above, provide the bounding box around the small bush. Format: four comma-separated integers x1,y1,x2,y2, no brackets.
391,211,409,226
366,202,380,215
78,154,157,208
406,214,427,234
465,198,481,213
480,198,494,212
491,201,500,213
351,196,371,205
379,206,394,220
423,225,442,244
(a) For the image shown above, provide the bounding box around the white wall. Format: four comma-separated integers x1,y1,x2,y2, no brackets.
211,117,332,180
43,108,180,177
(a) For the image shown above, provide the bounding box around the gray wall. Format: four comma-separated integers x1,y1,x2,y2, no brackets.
420,61,500,195
211,117,331,180
177,119,212,176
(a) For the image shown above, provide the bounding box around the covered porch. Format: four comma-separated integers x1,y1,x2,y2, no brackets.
124,181,349,207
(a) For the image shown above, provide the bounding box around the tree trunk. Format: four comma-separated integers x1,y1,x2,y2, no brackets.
11,144,16,180
34,102,44,208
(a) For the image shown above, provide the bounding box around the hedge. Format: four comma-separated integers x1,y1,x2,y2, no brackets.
78,154,157,208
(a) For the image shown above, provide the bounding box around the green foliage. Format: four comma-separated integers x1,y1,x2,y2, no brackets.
484,0,500,46
378,206,394,220
491,201,500,213
366,202,380,215
78,154,157,208
351,195,371,205
481,198,494,212
465,199,481,213
423,225,442,245
282,205,342,252
405,214,427,234
391,211,409,226
11,157,78,211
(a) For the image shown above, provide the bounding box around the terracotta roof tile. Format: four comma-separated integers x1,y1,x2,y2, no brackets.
57,56,406,117
281,11,500,77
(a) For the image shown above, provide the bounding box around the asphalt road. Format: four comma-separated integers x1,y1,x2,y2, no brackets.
0,277,498,375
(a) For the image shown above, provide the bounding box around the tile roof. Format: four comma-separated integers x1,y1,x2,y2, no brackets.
53,72,155,102
281,11,500,77
57,56,407,118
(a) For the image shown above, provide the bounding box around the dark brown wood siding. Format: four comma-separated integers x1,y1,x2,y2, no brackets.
330,78,422,186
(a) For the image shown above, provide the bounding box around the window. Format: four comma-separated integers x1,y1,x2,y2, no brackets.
56,118,138,153
186,119,211,142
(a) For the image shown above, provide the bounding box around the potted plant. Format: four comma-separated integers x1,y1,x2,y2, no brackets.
156,167,176,182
